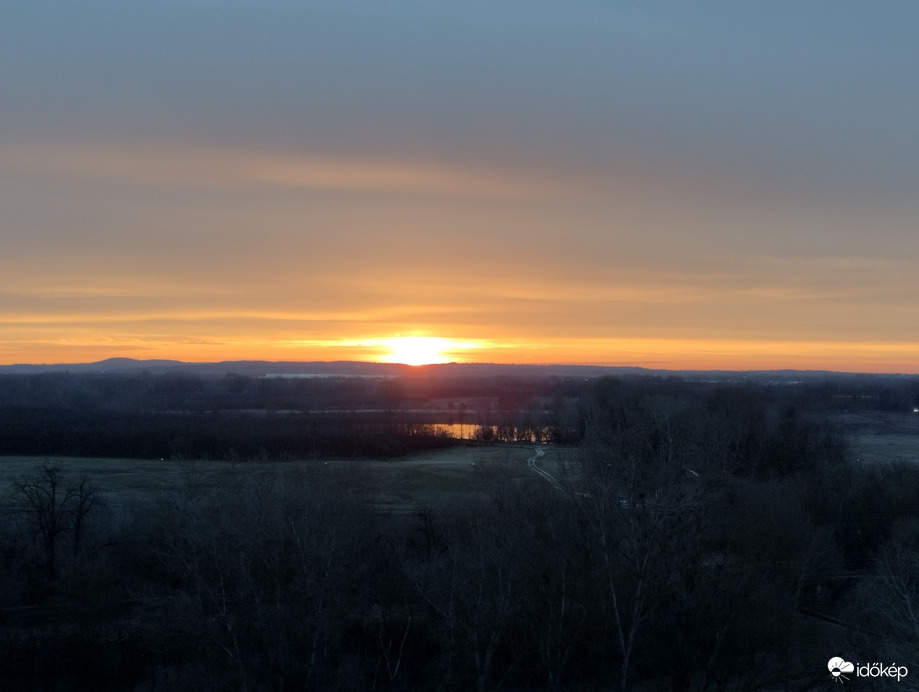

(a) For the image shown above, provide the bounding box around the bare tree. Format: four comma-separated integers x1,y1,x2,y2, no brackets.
366,602,412,689
70,476,98,559
852,525,919,692
12,465,76,580
584,480,670,691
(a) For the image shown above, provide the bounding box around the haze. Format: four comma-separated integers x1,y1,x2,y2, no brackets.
2,2,918,372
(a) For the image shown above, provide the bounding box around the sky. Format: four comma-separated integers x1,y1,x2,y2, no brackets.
2,1,918,372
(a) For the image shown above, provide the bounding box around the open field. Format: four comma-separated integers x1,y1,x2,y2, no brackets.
335,444,574,512
1,408,916,513
838,411,919,465
0,444,576,513
3,409,917,513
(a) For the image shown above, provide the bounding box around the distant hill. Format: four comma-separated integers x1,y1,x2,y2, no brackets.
0,358,640,379
0,358,402,377
0,358,914,382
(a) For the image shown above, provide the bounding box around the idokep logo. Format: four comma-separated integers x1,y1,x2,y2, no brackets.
828,658,854,683
828,657,909,683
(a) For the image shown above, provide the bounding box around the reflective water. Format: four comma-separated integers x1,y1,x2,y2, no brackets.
429,423,553,443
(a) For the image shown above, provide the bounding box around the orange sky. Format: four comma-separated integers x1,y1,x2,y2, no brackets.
1,4,918,373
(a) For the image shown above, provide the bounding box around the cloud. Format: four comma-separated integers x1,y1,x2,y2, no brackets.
1,143,570,199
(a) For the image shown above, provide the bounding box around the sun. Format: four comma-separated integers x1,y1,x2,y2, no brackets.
378,336,455,366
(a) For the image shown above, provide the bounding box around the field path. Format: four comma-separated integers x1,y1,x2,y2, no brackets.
527,447,565,490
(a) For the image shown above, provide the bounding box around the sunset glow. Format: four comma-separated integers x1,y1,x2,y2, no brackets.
377,337,456,366
1,4,917,373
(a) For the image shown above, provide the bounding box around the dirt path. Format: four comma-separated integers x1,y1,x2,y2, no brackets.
527,447,565,490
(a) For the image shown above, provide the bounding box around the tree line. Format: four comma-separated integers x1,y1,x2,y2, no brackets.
0,370,916,460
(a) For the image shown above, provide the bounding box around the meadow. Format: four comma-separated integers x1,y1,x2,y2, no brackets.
843,411,919,465
0,443,575,515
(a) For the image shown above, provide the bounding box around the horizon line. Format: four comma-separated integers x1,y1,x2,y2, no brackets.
0,356,915,378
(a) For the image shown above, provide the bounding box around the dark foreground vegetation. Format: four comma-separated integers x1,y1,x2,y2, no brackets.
0,370,918,690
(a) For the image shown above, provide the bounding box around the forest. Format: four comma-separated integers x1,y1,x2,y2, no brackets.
0,370,918,690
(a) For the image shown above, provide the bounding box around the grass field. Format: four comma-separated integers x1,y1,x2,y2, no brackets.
3,407,916,512
0,411,915,513
0,444,575,513
334,444,574,512
838,411,919,465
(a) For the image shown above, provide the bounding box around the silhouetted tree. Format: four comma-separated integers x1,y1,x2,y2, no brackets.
12,465,76,581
